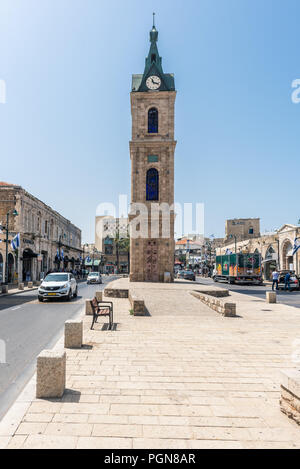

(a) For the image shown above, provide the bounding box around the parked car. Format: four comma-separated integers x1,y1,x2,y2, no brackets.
176,270,185,279
87,272,102,284
38,272,78,302
278,271,300,291
183,270,196,281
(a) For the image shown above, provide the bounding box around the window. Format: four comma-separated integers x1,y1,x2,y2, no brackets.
249,227,254,235
148,108,158,133
146,168,159,201
151,54,156,63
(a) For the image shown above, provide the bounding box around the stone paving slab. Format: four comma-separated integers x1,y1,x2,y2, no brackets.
2,280,300,449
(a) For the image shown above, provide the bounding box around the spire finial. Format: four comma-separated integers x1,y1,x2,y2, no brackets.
153,12,155,28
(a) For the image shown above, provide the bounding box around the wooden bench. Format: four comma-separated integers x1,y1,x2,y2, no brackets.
90,297,113,330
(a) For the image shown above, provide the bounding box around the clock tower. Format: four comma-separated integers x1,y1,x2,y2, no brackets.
129,19,176,282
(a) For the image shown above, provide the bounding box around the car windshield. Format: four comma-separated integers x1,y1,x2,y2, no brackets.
44,274,69,282
89,273,99,277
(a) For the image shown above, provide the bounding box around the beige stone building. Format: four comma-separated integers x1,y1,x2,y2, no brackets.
0,182,82,284
95,216,129,274
129,21,176,282
224,218,260,244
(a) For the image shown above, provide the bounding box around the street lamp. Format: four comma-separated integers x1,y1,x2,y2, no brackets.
1,209,18,285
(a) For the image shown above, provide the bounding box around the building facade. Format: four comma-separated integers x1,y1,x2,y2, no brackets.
129,21,176,282
0,182,82,283
95,216,129,274
225,218,260,244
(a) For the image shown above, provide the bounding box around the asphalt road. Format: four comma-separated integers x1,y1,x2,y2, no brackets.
196,277,300,308
0,275,116,420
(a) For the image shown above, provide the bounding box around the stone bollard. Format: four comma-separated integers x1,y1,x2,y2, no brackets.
36,349,66,399
95,291,102,302
18,283,24,290
224,303,237,317
27,281,33,288
1,285,8,294
85,300,93,315
65,320,83,349
266,291,276,304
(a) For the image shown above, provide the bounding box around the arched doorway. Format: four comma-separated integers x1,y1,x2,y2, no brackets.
0,253,4,283
282,240,294,271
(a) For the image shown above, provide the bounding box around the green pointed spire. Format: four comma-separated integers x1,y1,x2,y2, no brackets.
132,15,175,93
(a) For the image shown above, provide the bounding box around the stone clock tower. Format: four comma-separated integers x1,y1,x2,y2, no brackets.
129,20,176,282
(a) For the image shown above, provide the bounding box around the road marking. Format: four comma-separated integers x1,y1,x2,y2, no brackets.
11,306,21,311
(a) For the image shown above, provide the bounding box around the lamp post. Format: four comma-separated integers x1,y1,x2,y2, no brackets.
2,209,18,285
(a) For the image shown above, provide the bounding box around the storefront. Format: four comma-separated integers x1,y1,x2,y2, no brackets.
22,248,37,282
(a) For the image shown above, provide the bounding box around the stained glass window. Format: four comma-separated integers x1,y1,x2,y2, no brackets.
148,108,158,133
146,168,159,201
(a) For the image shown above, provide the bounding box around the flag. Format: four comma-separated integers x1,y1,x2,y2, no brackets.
292,237,300,256
11,233,20,251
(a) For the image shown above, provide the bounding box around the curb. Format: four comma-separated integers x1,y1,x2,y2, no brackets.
0,287,38,298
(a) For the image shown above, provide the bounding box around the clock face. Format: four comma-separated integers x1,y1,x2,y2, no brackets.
146,76,161,90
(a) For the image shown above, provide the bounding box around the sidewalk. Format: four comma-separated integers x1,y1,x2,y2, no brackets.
1,279,300,449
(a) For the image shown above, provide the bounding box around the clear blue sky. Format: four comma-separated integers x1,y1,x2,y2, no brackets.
0,0,299,243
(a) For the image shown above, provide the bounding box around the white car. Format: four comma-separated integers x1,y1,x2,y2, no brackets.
87,272,102,284
38,272,78,302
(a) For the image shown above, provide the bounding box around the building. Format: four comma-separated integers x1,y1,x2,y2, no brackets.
0,182,82,283
225,218,260,244
129,20,176,282
175,236,224,269
82,243,103,273
95,216,129,274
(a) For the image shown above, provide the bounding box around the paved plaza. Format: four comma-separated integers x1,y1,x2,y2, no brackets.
1,279,300,449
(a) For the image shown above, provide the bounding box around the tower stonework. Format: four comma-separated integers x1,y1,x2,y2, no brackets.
129,22,176,282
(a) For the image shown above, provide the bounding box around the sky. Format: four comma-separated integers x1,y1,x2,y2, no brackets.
0,0,300,243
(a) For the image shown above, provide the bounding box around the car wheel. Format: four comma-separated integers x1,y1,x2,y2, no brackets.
66,289,72,301
73,287,78,298
38,296,43,302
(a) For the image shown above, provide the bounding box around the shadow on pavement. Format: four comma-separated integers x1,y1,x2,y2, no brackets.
0,294,38,311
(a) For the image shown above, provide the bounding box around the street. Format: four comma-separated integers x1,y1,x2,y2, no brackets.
0,275,116,420
196,277,300,309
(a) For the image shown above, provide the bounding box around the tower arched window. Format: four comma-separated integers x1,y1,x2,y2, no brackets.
148,108,158,134
146,168,159,201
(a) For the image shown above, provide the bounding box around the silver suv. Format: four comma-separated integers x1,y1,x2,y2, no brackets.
38,273,78,302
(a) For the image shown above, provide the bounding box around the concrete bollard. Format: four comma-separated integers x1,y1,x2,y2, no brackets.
95,291,102,302
64,320,83,349
36,349,66,399
85,300,93,316
27,281,33,288
1,285,8,294
266,291,276,304
224,303,237,317
18,283,24,290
